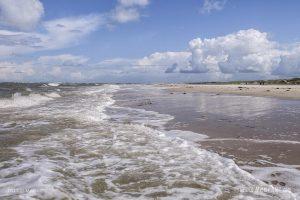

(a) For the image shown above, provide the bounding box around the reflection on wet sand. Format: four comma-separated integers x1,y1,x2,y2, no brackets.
117,85,300,196
194,94,278,119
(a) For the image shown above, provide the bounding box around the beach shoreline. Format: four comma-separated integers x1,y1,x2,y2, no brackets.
114,85,300,195
165,84,300,100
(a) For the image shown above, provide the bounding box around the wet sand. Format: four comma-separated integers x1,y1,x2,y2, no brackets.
115,86,300,165
114,85,300,191
166,84,300,100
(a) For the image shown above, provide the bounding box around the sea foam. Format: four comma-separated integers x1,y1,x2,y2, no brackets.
48,83,60,87
0,93,56,109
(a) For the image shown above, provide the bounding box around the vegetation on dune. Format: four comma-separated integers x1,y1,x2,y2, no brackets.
188,78,300,85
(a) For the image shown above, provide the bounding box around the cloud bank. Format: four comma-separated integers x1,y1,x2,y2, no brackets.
0,54,91,82
136,29,299,78
2,29,300,82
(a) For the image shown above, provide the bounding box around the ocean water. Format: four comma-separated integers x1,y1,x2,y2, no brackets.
0,84,297,199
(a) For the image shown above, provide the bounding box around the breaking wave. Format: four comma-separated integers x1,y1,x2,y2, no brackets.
0,92,60,109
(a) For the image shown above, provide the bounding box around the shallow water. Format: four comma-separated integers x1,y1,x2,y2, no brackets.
0,84,297,199
115,85,300,197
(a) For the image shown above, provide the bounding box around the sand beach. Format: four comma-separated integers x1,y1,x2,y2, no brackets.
166,84,300,100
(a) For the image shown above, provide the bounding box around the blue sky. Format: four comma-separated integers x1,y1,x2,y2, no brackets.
0,0,300,83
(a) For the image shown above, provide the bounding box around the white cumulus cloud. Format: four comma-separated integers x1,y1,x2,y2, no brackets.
118,0,149,7
42,14,103,49
37,54,89,67
136,51,191,72
200,0,226,14
0,61,35,81
123,29,300,80
0,14,103,57
0,0,44,31
111,0,150,23
184,29,282,75
0,0,150,58
0,54,91,82
273,45,300,76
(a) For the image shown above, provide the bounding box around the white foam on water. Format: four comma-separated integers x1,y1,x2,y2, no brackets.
165,129,209,142
48,83,60,87
44,92,61,98
0,85,297,199
0,93,55,109
85,93,115,121
79,85,119,122
201,138,300,145
241,165,300,198
109,105,174,129
83,84,120,96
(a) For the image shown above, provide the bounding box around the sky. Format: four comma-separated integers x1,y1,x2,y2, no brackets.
0,0,300,83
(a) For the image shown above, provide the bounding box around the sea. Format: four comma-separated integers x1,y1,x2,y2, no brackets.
0,83,297,199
